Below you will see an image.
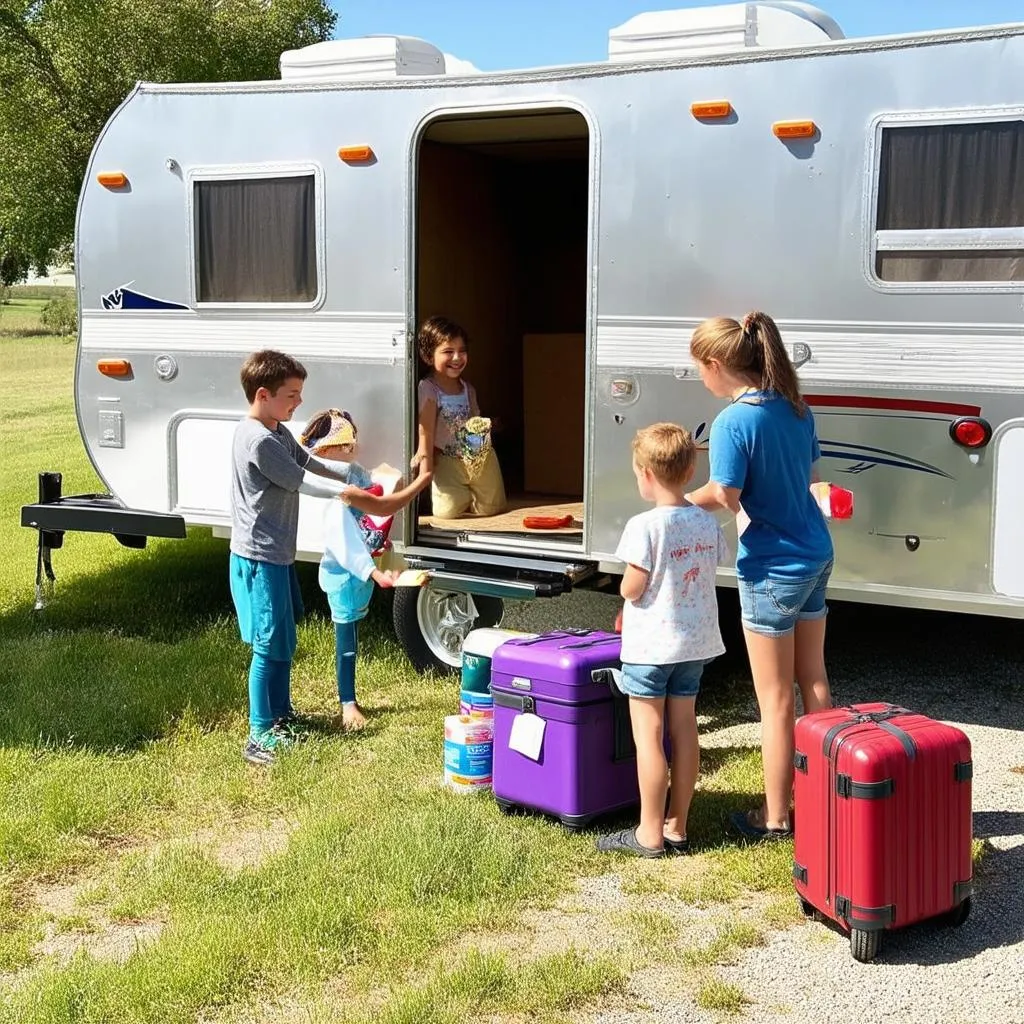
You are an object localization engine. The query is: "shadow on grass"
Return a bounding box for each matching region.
[0,528,400,751]
[0,326,59,339]
[492,745,763,853]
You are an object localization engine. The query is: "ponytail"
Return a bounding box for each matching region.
[743,312,805,416]
[691,311,805,416]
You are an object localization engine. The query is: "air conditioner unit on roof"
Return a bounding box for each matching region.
[608,2,844,63]
[280,35,446,81]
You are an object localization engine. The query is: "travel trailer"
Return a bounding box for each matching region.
[21,2,1024,671]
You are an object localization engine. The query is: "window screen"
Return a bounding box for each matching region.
[195,175,317,302]
[874,120,1024,283]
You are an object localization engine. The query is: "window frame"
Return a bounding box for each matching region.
[864,107,1024,294]
[187,162,326,310]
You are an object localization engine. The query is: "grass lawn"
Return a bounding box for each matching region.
[0,305,783,1023]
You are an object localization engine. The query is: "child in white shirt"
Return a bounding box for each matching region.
[300,409,430,729]
[596,423,728,858]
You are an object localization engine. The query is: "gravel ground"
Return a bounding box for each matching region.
[500,587,1024,1024]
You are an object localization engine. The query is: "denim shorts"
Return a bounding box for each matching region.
[738,559,833,638]
[619,659,706,700]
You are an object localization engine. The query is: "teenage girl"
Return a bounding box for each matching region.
[683,311,834,841]
[301,409,431,729]
[412,315,506,519]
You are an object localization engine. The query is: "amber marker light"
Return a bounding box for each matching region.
[97,171,129,188]
[772,120,817,139]
[338,145,375,163]
[97,359,132,378]
[691,101,733,120]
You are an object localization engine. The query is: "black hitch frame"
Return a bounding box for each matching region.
[21,472,187,607]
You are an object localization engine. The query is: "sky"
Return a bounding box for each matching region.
[326,1,1024,71]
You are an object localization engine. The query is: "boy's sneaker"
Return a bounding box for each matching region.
[242,738,276,766]
[271,716,309,742]
[242,728,293,766]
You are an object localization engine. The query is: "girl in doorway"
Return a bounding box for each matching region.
[683,311,834,841]
[412,315,507,519]
[300,408,431,729]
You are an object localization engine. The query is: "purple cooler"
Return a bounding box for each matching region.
[489,629,641,829]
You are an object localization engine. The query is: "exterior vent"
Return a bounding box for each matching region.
[608,2,844,63]
[280,35,447,81]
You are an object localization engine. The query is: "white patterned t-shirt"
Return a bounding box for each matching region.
[615,505,728,665]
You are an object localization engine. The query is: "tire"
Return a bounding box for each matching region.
[850,928,882,963]
[799,898,815,918]
[392,587,505,674]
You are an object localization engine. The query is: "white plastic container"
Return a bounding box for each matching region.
[607,2,843,63]
[460,627,536,696]
[443,714,493,792]
[280,36,446,82]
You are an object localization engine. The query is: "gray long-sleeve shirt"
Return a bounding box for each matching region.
[229,417,313,565]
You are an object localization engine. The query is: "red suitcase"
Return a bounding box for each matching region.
[792,703,973,962]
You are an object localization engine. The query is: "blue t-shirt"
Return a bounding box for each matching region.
[709,391,833,580]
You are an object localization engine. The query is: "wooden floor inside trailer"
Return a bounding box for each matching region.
[418,494,583,537]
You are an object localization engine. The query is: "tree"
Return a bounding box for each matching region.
[0,0,337,276]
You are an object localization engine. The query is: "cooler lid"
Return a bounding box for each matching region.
[462,627,537,659]
[490,629,621,702]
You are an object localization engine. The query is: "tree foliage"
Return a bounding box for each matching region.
[0,0,337,276]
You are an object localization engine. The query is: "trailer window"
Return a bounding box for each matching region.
[194,175,317,303]
[873,120,1024,284]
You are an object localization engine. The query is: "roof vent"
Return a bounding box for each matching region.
[280,35,447,81]
[608,2,844,63]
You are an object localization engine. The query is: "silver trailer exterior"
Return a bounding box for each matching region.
[25,4,1024,669]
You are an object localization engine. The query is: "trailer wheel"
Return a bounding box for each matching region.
[393,587,504,674]
[850,928,881,963]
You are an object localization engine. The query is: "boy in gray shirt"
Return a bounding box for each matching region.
[230,350,431,765]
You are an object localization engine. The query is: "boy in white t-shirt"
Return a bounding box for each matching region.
[596,423,728,858]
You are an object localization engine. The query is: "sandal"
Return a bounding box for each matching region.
[730,809,793,842]
[663,833,690,855]
[595,828,665,858]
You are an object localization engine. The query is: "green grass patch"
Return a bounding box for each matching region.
[682,918,765,968]
[617,907,679,962]
[0,883,39,974]
[677,840,794,905]
[694,974,751,1014]
[0,297,58,337]
[343,947,624,1024]
[0,333,778,1022]
[6,285,74,301]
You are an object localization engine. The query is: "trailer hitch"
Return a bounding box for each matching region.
[21,471,187,609]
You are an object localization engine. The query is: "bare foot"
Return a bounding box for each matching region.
[341,704,367,731]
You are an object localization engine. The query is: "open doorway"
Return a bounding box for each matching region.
[413,107,590,550]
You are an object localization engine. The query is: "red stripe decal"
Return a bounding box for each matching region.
[804,394,981,417]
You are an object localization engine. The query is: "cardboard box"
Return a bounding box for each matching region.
[522,333,586,496]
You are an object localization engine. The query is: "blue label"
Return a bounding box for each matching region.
[444,739,493,775]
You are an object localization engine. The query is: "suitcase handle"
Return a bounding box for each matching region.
[512,628,596,647]
[593,669,638,762]
[823,707,916,760]
[561,636,619,650]
[492,691,536,714]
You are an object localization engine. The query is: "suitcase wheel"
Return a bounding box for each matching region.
[798,898,825,922]
[940,896,972,928]
[850,928,882,963]
[495,799,518,817]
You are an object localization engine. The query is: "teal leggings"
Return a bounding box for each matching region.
[248,654,292,737]
[335,621,358,705]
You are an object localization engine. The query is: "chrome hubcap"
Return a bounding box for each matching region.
[416,588,479,668]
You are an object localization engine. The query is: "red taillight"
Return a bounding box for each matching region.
[949,417,991,449]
